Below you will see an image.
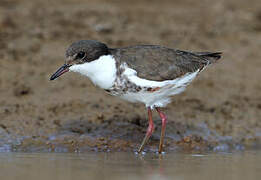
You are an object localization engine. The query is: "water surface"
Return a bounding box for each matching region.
[0,151,260,180]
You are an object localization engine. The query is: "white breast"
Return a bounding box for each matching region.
[69,55,117,89]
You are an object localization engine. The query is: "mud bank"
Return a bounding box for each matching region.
[0,0,261,152]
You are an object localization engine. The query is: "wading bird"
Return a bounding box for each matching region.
[50,40,222,153]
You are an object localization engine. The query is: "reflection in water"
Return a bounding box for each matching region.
[0,151,260,180]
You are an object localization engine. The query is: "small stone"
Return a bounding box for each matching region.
[94,24,113,33]
[53,119,61,126]
[184,136,191,143]
[13,84,32,97]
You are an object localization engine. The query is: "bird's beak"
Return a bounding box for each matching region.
[50,64,70,81]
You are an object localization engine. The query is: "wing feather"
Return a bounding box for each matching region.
[110,45,221,81]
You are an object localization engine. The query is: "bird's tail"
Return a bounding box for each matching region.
[195,52,222,64]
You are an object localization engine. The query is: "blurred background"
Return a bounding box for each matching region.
[0,0,261,152]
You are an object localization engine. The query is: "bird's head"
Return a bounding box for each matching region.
[50,40,109,80]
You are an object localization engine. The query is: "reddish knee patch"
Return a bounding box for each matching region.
[147,123,155,136]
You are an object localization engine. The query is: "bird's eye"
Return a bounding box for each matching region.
[76,51,85,59]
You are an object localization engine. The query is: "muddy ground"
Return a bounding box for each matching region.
[0,0,261,152]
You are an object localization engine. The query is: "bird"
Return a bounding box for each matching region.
[50,40,222,153]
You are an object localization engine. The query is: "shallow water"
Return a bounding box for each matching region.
[0,151,260,180]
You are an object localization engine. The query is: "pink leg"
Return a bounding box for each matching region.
[138,107,155,153]
[156,107,167,153]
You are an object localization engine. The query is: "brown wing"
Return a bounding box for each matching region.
[110,45,221,81]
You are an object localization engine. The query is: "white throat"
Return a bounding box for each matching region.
[69,55,117,89]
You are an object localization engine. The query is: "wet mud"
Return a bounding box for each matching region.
[0,0,261,152]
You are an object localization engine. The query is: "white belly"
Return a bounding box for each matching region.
[120,69,199,108]
[120,87,184,108]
